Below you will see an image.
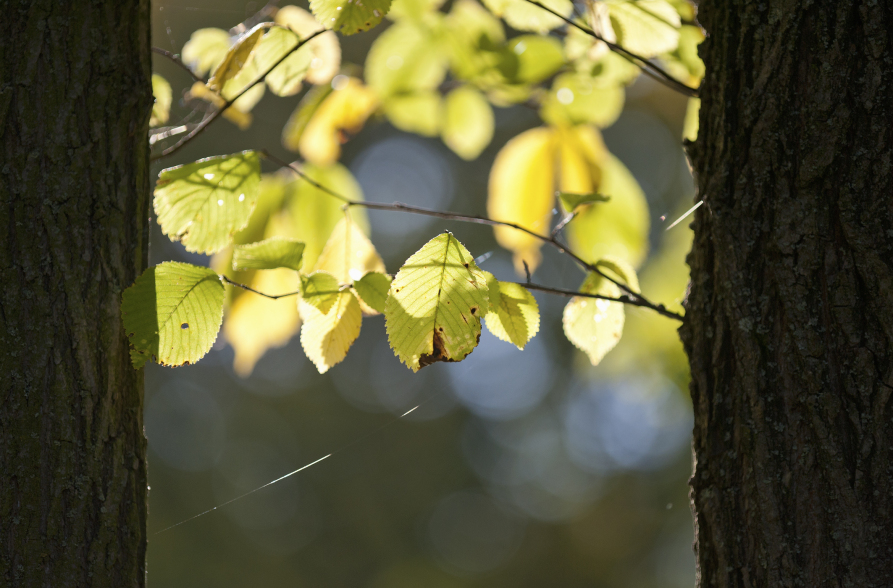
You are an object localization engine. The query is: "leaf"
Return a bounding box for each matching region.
[224,268,302,376]
[122,262,224,369]
[540,72,625,128]
[185,82,257,130]
[385,233,489,372]
[442,85,494,160]
[154,151,262,254]
[484,281,540,349]
[299,290,363,373]
[383,91,443,137]
[276,6,342,85]
[683,97,699,141]
[182,28,232,76]
[207,25,266,94]
[443,0,505,81]
[238,26,313,97]
[281,83,334,152]
[562,270,625,366]
[365,20,447,99]
[300,271,342,314]
[487,126,556,274]
[314,216,386,283]
[388,0,446,20]
[559,191,610,212]
[232,237,305,271]
[353,271,392,314]
[310,0,393,35]
[596,256,640,292]
[299,77,378,165]
[481,0,572,33]
[605,0,681,59]
[502,36,565,84]
[150,74,172,127]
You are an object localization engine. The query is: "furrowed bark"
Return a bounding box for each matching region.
[0,2,151,586]
[682,1,893,586]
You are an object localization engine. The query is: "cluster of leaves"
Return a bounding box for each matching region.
[134,0,703,375]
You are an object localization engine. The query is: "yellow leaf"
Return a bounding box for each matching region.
[383,91,443,136]
[207,25,265,94]
[182,28,231,76]
[315,216,386,284]
[562,270,625,366]
[299,290,362,373]
[299,77,379,165]
[484,281,540,349]
[276,6,342,85]
[487,126,556,274]
[224,268,301,376]
[150,74,172,127]
[282,83,334,152]
[605,0,681,59]
[442,85,494,160]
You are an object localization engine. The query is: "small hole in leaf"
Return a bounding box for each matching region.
[463,263,469,268]
[470,307,477,315]
[181,323,189,329]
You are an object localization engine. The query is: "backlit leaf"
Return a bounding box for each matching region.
[484,281,540,349]
[235,26,313,97]
[442,85,494,160]
[605,0,680,59]
[154,151,261,254]
[207,25,265,94]
[122,262,224,369]
[314,216,386,284]
[389,0,446,20]
[353,271,392,314]
[383,92,443,136]
[385,233,489,372]
[559,191,610,212]
[300,270,342,313]
[310,0,393,35]
[186,81,259,129]
[366,20,447,99]
[596,256,640,293]
[182,27,231,76]
[281,83,334,152]
[540,72,625,128]
[276,6,342,85]
[683,97,699,141]
[481,0,572,33]
[562,270,625,366]
[224,268,301,376]
[232,237,305,271]
[299,290,362,373]
[487,126,556,274]
[502,36,564,84]
[150,74,172,127]
[299,77,378,165]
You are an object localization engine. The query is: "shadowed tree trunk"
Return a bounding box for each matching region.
[682,1,893,586]
[0,2,151,586]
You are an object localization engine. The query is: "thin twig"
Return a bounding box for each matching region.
[151,46,204,83]
[151,28,326,162]
[523,0,699,98]
[518,283,683,320]
[260,153,683,321]
[221,275,301,299]
[551,211,577,237]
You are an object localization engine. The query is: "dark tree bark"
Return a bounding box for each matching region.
[682,1,893,587]
[0,2,151,587]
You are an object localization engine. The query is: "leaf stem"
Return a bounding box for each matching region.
[517,282,683,321]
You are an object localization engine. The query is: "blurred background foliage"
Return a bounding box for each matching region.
[147,0,697,585]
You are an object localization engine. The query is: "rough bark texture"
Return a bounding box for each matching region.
[0,2,151,587]
[682,1,893,587]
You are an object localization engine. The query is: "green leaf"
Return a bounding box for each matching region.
[481,0,572,33]
[300,270,342,314]
[282,83,334,152]
[559,191,610,212]
[595,256,640,292]
[366,20,447,99]
[385,233,490,372]
[122,262,225,369]
[353,271,392,314]
[683,97,699,141]
[154,151,262,254]
[383,92,443,136]
[150,74,172,127]
[442,85,494,160]
[181,27,232,76]
[314,216,386,284]
[502,36,565,84]
[207,25,266,94]
[389,0,446,20]
[310,0,393,35]
[484,281,540,349]
[299,290,362,373]
[605,0,681,59]
[562,270,625,366]
[240,26,313,97]
[540,72,625,128]
[232,237,305,271]
[276,6,342,85]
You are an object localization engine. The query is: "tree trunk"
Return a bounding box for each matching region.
[682,1,893,587]
[0,2,151,586]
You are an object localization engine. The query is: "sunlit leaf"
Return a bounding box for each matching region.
[605,0,680,59]
[122,262,224,369]
[224,268,301,376]
[484,281,540,349]
[385,233,489,372]
[299,289,363,373]
[150,74,172,127]
[562,269,625,366]
[596,256,640,293]
[233,237,305,271]
[540,72,625,128]
[481,0,572,33]
[559,191,610,212]
[154,151,261,254]
[276,6,342,85]
[683,97,699,141]
[310,0,393,35]
[186,81,259,129]
[299,77,379,165]
[235,26,313,97]
[388,0,446,20]
[383,92,443,136]
[443,0,505,81]
[366,20,447,99]
[487,126,556,274]
[314,215,386,283]
[207,25,265,94]
[442,85,494,160]
[502,36,564,84]
[281,83,334,152]
[353,271,392,314]
[675,25,705,83]
[182,27,231,76]
[300,270,342,313]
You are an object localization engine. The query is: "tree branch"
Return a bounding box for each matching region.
[151,46,203,83]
